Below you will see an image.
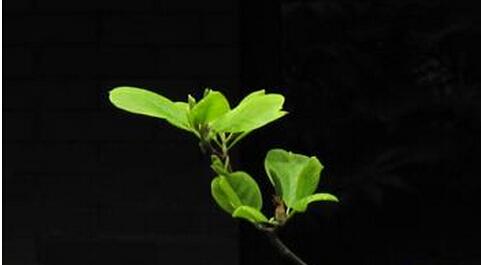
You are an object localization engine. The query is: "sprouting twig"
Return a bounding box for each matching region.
[204,131,308,265]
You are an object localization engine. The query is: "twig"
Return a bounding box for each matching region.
[202,132,308,265]
[265,230,309,265]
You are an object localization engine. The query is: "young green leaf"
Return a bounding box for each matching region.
[211,176,242,213]
[210,171,263,214]
[226,171,263,210]
[291,193,339,212]
[109,87,191,131]
[190,90,230,128]
[211,90,287,133]
[238,89,266,103]
[264,149,323,208]
[232,206,269,223]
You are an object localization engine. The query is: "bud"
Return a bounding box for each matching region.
[188,94,196,110]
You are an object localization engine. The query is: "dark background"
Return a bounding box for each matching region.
[4,0,241,264]
[4,0,481,265]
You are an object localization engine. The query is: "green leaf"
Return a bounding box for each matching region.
[190,90,230,128]
[109,87,191,131]
[264,149,323,208]
[238,89,266,103]
[211,176,242,213]
[232,206,268,223]
[292,193,339,212]
[227,171,263,210]
[211,90,287,133]
[210,171,263,214]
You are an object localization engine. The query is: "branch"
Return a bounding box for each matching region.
[265,231,309,265]
[202,132,308,265]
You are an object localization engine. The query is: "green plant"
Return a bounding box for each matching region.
[109,87,339,265]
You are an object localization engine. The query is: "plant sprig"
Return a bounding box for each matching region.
[109,86,339,264]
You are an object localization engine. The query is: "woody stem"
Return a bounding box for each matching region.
[265,231,309,265]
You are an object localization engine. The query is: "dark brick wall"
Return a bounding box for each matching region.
[4,0,240,264]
